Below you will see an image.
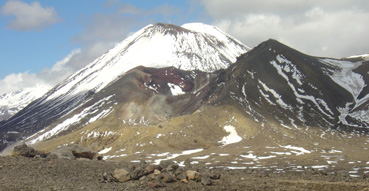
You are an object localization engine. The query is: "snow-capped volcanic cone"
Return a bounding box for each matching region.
[0,23,249,151]
[45,23,248,101]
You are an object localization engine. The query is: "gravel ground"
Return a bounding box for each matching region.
[1,156,369,191]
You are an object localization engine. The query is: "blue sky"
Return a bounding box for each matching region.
[0,0,368,94]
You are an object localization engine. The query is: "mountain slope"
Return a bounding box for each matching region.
[222,39,369,129]
[0,23,249,151]
[0,86,49,121]
[44,22,249,103]
[26,39,369,149]
[22,40,369,177]
[2,38,369,177]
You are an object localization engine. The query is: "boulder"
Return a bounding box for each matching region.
[201,175,212,185]
[12,143,38,158]
[175,167,187,180]
[130,168,147,180]
[71,145,96,159]
[12,143,48,158]
[165,163,179,173]
[145,165,162,174]
[113,169,130,182]
[184,158,192,169]
[148,169,161,180]
[147,180,165,188]
[159,160,175,169]
[209,173,221,180]
[203,170,221,180]
[51,144,97,160]
[160,173,177,183]
[180,179,188,184]
[176,172,187,181]
[102,172,117,182]
[51,147,76,159]
[186,170,201,181]
[153,169,161,175]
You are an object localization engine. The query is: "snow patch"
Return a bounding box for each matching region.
[311,165,329,169]
[328,149,342,153]
[27,95,115,144]
[0,85,50,118]
[88,108,113,124]
[276,54,304,85]
[98,147,112,154]
[320,58,364,102]
[279,145,311,156]
[226,167,248,170]
[218,125,242,146]
[270,60,334,119]
[192,155,210,160]
[337,102,352,125]
[240,153,276,160]
[219,154,230,156]
[153,148,204,165]
[168,83,185,96]
[346,53,369,60]
[349,109,369,125]
[270,151,292,155]
[103,154,127,160]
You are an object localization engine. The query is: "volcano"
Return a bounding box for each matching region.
[1,24,369,177]
[0,23,249,151]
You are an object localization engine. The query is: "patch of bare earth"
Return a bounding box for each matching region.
[0,156,369,191]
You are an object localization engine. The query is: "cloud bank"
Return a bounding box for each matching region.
[1,0,59,31]
[200,0,369,57]
[0,49,80,95]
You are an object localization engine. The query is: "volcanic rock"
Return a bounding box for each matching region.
[201,175,213,185]
[186,170,201,181]
[51,144,96,160]
[146,180,165,188]
[12,143,47,158]
[159,173,177,183]
[113,169,130,182]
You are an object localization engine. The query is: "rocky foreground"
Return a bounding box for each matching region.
[0,144,369,191]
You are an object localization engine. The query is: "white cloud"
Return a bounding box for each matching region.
[1,0,59,31]
[0,72,43,94]
[72,42,116,69]
[200,0,369,57]
[37,49,81,85]
[0,49,80,95]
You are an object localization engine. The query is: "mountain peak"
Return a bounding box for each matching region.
[150,23,192,34]
[239,38,309,62]
[154,23,188,30]
[0,23,249,150]
[255,39,291,51]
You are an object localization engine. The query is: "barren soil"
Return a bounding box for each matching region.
[1,156,369,191]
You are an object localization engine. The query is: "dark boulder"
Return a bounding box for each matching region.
[12,143,47,158]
